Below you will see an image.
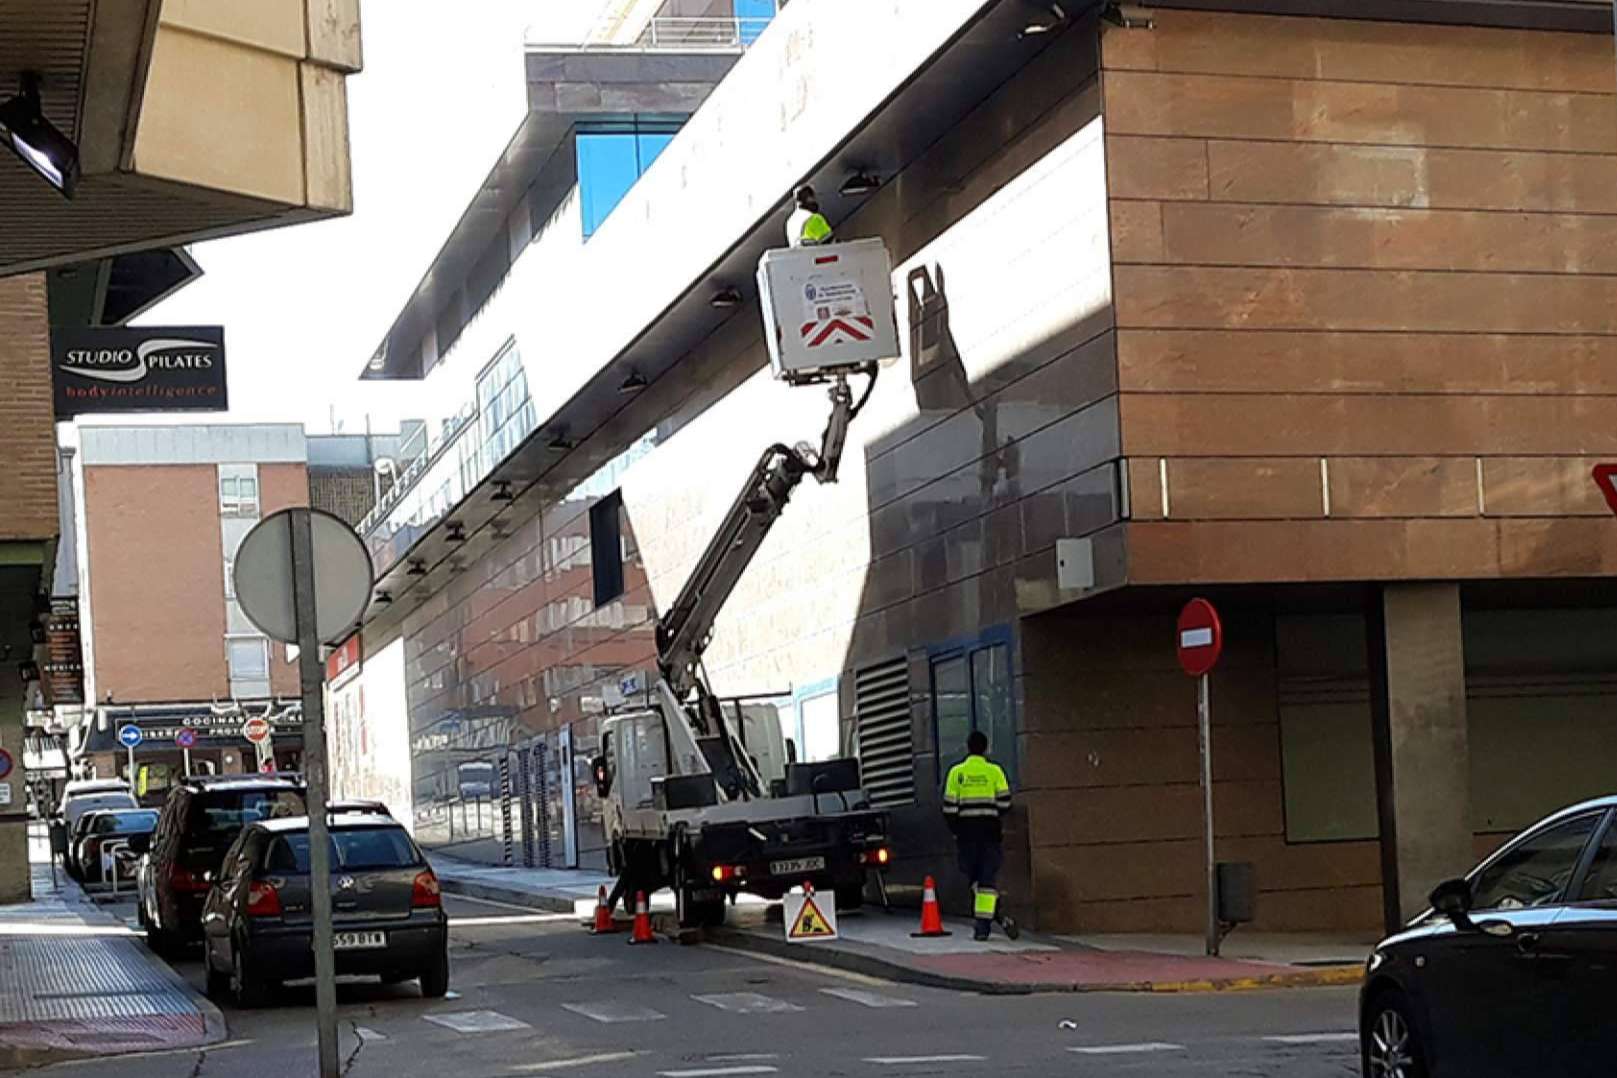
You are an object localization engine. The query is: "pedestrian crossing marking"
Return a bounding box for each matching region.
[692,992,805,1014]
[561,1001,666,1024]
[423,1010,531,1034]
[820,987,917,1008]
[788,895,836,940]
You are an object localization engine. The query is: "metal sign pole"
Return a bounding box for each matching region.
[182,748,192,778]
[1197,672,1217,957]
[126,744,136,795]
[290,508,339,1078]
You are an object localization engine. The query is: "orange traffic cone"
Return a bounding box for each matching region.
[628,890,657,945]
[591,885,618,934]
[911,875,951,938]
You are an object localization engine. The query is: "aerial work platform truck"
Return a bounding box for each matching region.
[592,238,901,927]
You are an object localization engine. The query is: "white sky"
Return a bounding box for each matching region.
[104,1,612,437]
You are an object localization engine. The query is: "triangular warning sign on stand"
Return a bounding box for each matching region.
[785,891,838,942]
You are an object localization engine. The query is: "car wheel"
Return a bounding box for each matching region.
[419,944,450,999]
[834,883,865,912]
[146,924,178,959]
[204,942,231,1001]
[1363,991,1428,1078]
[232,946,270,1009]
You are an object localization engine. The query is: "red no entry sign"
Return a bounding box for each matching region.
[243,717,272,744]
[1177,598,1223,677]
[1593,464,1617,515]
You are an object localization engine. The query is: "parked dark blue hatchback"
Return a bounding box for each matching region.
[200,812,448,1007]
[1361,795,1617,1078]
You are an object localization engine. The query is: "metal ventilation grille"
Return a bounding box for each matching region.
[855,657,914,808]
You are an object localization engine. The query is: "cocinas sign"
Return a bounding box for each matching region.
[51,325,227,417]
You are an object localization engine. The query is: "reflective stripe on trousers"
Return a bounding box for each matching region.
[973,885,998,919]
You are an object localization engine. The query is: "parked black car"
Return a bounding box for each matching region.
[1360,794,1617,1078]
[70,808,159,884]
[200,813,448,1006]
[133,774,307,955]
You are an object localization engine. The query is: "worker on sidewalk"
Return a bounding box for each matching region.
[942,730,1019,941]
[786,184,834,247]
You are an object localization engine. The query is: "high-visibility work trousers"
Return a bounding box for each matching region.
[958,838,1003,937]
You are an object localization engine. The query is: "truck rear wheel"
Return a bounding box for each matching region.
[675,864,726,929]
[834,882,865,912]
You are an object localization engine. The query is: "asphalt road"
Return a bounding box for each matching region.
[28,894,1364,1078]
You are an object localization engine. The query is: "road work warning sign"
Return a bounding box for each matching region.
[784,889,839,943]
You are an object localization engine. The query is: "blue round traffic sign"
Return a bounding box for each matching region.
[0,748,12,781]
[116,724,143,749]
[175,728,197,750]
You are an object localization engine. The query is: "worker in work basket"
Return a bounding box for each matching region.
[942,730,1020,941]
[786,184,834,247]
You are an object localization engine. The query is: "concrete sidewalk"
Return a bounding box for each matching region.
[432,854,615,914]
[0,862,226,1070]
[427,855,1367,995]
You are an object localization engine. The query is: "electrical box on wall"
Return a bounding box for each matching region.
[757,238,900,384]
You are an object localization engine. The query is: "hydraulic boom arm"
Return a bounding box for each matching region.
[652,366,876,796]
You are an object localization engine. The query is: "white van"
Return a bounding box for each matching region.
[58,779,138,829]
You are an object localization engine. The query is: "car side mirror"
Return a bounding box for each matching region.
[1430,877,1476,926]
[126,833,150,855]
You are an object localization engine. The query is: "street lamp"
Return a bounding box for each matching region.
[0,73,79,198]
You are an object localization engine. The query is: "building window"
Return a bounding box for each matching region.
[590,491,625,608]
[227,637,270,680]
[477,341,536,475]
[735,0,778,44]
[576,118,685,239]
[219,471,260,517]
[930,635,1017,786]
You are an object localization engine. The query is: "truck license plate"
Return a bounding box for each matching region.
[333,931,386,951]
[771,856,826,876]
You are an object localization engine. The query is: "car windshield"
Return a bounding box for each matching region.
[93,811,158,834]
[263,828,423,873]
[68,794,136,821]
[189,789,306,838]
[182,789,306,868]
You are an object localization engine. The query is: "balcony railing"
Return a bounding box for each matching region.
[358,402,480,571]
[528,15,775,52]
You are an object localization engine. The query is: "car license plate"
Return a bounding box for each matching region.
[771,856,826,876]
[333,931,386,951]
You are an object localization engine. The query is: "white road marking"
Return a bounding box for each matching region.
[424,1010,532,1033]
[1069,1043,1186,1055]
[508,1051,640,1072]
[691,992,804,1014]
[561,1001,667,1023]
[863,1056,985,1066]
[705,1055,779,1063]
[354,1027,387,1042]
[820,987,918,1008]
[1264,1033,1359,1045]
[657,1068,778,1078]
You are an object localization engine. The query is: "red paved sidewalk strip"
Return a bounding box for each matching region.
[710,910,1363,994]
[911,948,1364,993]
